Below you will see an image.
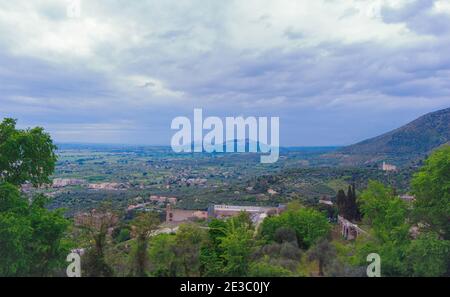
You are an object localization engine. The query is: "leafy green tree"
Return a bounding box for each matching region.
[0,119,69,276]
[200,219,227,276]
[27,196,71,276]
[359,181,409,243]
[260,207,330,249]
[411,145,450,239]
[78,205,117,277]
[0,185,70,276]
[129,212,160,277]
[307,238,336,276]
[199,244,224,277]
[406,232,450,277]
[0,184,32,276]
[219,218,254,276]
[273,227,297,244]
[173,223,207,277]
[356,181,411,276]
[148,223,207,277]
[148,234,179,277]
[0,118,57,186]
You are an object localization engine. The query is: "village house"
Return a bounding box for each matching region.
[150,195,177,204]
[165,204,208,224]
[382,161,397,172]
[164,203,285,225]
[52,178,85,188]
[88,182,128,190]
[209,204,283,219]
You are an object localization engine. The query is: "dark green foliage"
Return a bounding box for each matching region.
[354,148,450,278]
[260,207,330,249]
[411,145,450,239]
[336,184,360,221]
[0,186,70,276]
[0,119,69,276]
[406,232,450,277]
[0,118,57,186]
[248,261,292,277]
[78,205,117,277]
[129,212,160,277]
[307,238,336,276]
[148,234,179,277]
[273,227,298,244]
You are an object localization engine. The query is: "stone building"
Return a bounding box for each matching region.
[165,204,208,224]
[382,161,397,172]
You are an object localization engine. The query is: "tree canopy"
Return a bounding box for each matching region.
[0,118,57,186]
[0,118,69,276]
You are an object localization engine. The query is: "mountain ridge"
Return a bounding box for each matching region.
[333,107,450,165]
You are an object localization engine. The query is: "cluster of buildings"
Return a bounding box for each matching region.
[52,178,85,188]
[23,178,131,191]
[165,203,285,226]
[127,195,178,212]
[382,161,397,172]
[88,182,129,190]
[149,195,177,205]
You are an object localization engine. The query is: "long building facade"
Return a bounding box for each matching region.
[165,203,285,225]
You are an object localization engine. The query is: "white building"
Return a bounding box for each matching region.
[382,161,397,172]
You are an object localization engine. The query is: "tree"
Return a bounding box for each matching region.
[406,232,450,277]
[307,238,336,276]
[359,181,409,243]
[200,219,227,277]
[0,185,70,276]
[0,184,32,276]
[148,234,179,277]
[27,195,71,276]
[356,181,411,276]
[253,241,302,274]
[411,145,450,239]
[0,118,57,186]
[173,223,207,277]
[77,204,117,277]
[260,207,330,249]
[209,213,256,277]
[219,220,254,276]
[0,119,69,276]
[273,227,297,244]
[129,212,160,277]
[336,185,360,221]
[336,189,347,217]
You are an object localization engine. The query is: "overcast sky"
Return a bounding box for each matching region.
[0,0,449,146]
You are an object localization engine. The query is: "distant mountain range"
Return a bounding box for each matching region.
[333,107,450,166]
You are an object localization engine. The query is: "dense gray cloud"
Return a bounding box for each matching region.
[0,0,449,146]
